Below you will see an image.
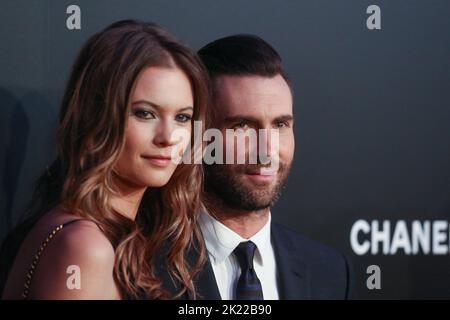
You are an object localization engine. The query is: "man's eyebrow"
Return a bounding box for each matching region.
[223,116,260,124]
[224,115,294,124]
[273,115,294,123]
[131,100,193,112]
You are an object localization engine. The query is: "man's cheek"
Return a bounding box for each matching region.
[279,143,294,162]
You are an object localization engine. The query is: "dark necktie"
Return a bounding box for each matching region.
[233,241,264,300]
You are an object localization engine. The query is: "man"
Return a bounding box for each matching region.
[190,34,353,300]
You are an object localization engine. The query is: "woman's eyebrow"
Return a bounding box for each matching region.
[131,100,193,112]
[178,106,194,112]
[131,99,160,109]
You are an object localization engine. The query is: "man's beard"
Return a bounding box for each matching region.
[204,162,291,211]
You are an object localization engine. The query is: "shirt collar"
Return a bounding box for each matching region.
[199,208,272,266]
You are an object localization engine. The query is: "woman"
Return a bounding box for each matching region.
[1,20,208,299]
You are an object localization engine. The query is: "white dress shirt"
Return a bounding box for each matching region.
[199,210,279,300]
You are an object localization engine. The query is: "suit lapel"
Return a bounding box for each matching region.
[154,245,182,298]
[182,235,221,300]
[158,223,309,300]
[157,243,221,300]
[192,222,311,300]
[193,257,221,300]
[271,223,310,299]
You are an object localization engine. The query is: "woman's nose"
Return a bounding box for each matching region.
[153,121,178,147]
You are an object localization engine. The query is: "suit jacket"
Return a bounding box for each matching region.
[157,222,353,300]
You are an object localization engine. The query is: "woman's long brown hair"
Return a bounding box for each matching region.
[16,20,208,299]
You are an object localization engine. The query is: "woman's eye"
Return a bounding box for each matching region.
[176,114,192,123]
[234,122,249,129]
[134,109,155,119]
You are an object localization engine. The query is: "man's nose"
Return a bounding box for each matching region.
[257,128,280,165]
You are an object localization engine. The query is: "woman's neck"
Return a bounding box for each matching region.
[110,174,147,221]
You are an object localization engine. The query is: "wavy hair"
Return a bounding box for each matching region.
[22,20,208,299]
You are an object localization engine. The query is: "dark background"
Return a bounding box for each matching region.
[1,0,449,299]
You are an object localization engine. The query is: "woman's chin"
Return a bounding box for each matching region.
[140,176,172,188]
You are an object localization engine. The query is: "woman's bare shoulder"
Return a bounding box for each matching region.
[34,207,115,264]
[29,209,117,299]
[49,216,115,262]
[2,207,118,299]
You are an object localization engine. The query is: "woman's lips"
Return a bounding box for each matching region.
[141,155,172,167]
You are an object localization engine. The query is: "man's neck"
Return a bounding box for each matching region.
[203,194,270,239]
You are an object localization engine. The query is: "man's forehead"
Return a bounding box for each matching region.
[213,74,290,95]
[213,74,293,116]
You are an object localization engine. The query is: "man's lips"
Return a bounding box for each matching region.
[245,167,278,183]
[141,155,172,167]
[245,167,278,176]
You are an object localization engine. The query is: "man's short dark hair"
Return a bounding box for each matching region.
[197,34,291,88]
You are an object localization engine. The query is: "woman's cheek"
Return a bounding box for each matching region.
[125,121,152,152]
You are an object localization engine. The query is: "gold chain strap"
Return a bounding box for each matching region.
[22,224,64,299]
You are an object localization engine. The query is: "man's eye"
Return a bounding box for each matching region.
[176,114,192,123]
[134,110,155,119]
[275,121,288,129]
